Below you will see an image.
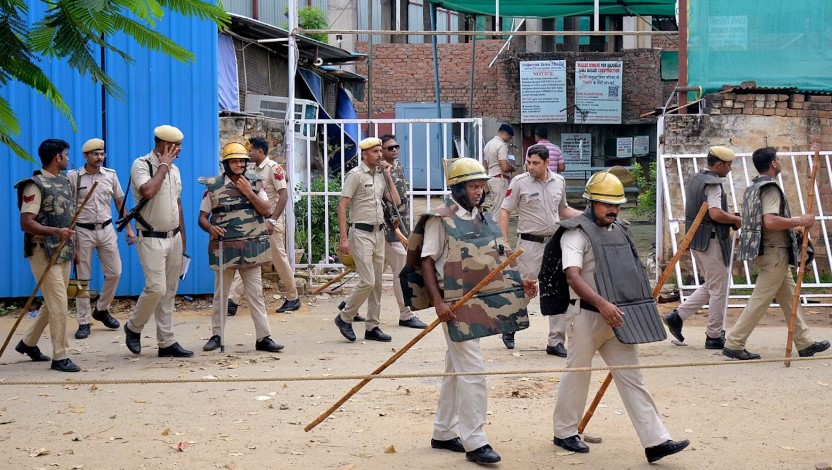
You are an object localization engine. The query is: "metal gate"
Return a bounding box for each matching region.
[658,151,832,307]
[291,117,483,280]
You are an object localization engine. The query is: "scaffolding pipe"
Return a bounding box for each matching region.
[298,29,677,37]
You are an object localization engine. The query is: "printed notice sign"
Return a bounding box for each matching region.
[615,137,633,158]
[574,61,623,124]
[560,133,592,179]
[520,60,567,123]
[633,135,650,156]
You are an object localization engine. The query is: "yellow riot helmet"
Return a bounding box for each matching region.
[445,158,490,187]
[583,170,627,205]
[220,141,250,161]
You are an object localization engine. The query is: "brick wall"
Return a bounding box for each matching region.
[354,42,663,124]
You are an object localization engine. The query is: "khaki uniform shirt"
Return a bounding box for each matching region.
[342,160,385,225]
[421,201,479,291]
[251,158,288,217]
[760,186,791,248]
[67,166,124,223]
[130,151,181,232]
[484,136,509,177]
[501,170,568,236]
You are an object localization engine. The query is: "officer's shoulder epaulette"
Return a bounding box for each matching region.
[198,176,221,186]
[551,172,566,183]
[100,166,116,174]
[514,172,531,182]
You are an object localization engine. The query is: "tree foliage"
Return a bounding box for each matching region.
[285,5,328,43]
[0,0,229,162]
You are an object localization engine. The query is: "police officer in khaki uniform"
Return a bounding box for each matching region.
[333,137,400,342]
[226,137,300,315]
[552,171,689,463]
[199,141,283,353]
[498,144,582,354]
[123,125,192,358]
[14,139,81,372]
[483,124,516,213]
[67,138,136,339]
[379,134,427,329]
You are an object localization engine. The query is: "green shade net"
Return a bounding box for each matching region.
[688,1,832,93]
[426,0,675,17]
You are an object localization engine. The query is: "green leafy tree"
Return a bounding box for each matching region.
[284,5,327,43]
[631,161,658,221]
[294,175,341,264]
[0,0,229,162]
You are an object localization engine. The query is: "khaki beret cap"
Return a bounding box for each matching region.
[154,125,184,142]
[81,138,105,153]
[708,146,735,162]
[359,137,382,150]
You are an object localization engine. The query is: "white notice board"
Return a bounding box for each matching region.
[574,61,623,124]
[633,135,650,156]
[560,133,592,179]
[520,60,567,123]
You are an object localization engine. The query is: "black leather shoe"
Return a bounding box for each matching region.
[227,299,238,316]
[158,342,194,358]
[722,348,761,360]
[466,444,501,464]
[645,439,690,463]
[798,340,830,357]
[276,298,301,313]
[51,358,81,373]
[705,331,726,349]
[15,340,50,362]
[431,437,465,453]
[203,335,221,351]
[502,332,515,349]
[75,324,91,340]
[365,327,392,342]
[124,324,141,355]
[399,316,428,329]
[256,336,284,352]
[553,435,589,453]
[334,315,356,342]
[92,308,120,329]
[338,301,365,322]
[546,343,567,357]
[353,314,366,322]
[663,310,685,342]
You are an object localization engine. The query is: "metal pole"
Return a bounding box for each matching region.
[286,0,297,267]
[367,0,374,122]
[594,0,600,31]
[430,3,444,153]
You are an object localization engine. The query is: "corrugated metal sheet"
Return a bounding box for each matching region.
[0,6,218,298]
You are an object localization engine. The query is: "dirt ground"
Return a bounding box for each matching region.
[0,284,830,470]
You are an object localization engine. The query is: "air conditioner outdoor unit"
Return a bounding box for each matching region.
[245,94,319,140]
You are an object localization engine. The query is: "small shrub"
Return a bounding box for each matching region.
[631,161,657,221]
[294,175,341,263]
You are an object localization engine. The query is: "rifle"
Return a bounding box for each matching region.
[116,159,153,232]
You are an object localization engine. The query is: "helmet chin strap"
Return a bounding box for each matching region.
[222,161,237,179]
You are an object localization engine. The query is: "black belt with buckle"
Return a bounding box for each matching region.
[353,223,384,233]
[520,233,551,243]
[570,298,600,312]
[140,227,181,239]
[76,220,112,231]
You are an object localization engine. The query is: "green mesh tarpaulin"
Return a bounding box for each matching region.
[426,0,675,18]
[688,1,832,93]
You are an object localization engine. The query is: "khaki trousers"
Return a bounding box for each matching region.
[433,323,489,452]
[517,238,566,347]
[127,234,183,348]
[339,227,384,330]
[24,248,71,360]
[229,216,298,303]
[213,266,270,340]
[486,177,509,213]
[676,240,729,338]
[553,305,671,448]
[74,225,122,324]
[725,248,814,351]
[383,240,415,320]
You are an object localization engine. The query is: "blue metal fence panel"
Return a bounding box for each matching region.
[0,6,218,298]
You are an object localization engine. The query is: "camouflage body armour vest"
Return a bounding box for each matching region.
[14,171,75,263]
[738,176,800,265]
[686,170,732,265]
[557,210,666,344]
[402,199,529,342]
[203,175,271,271]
